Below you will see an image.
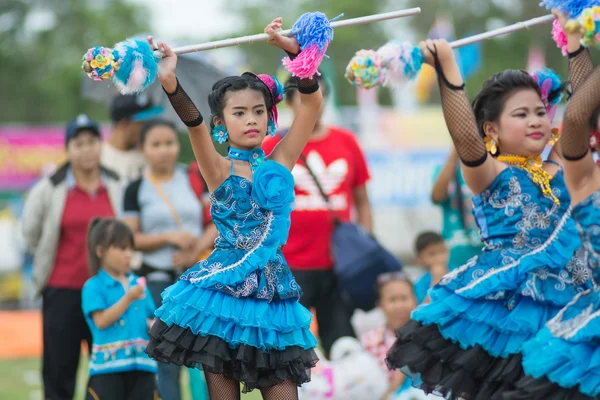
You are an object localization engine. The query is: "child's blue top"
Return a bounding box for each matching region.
[82,270,157,376]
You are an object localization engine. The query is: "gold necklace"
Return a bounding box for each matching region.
[497,155,559,205]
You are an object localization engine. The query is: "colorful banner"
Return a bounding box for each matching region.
[0,126,105,191]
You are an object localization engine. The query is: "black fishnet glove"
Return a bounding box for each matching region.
[163,78,204,127]
[569,46,593,93]
[285,50,320,94]
[431,47,487,167]
[562,65,600,160]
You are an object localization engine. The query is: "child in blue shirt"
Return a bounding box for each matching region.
[82,218,158,400]
[412,231,449,304]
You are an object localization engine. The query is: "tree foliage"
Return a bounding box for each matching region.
[0,0,150,123]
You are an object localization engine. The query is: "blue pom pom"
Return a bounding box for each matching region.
[402,45,424,80]
[291,11,335,51]
[112,38,159,94]
[540,0,598,18]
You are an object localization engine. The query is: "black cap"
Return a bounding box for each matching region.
[110,93,164,122]
[65,114,101,145]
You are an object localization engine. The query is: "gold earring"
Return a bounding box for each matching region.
[484,137,498,155]
[548,128,560,146]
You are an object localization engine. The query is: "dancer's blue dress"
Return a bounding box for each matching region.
[386,165,582,400]
[146,157,318,392]
[508,189,600,400]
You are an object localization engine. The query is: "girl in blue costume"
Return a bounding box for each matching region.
[506,11,600,400]
[385,38,583,400]
[144,18,323,400]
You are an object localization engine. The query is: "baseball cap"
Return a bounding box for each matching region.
[110,93,164,122]
[65,114,101,145]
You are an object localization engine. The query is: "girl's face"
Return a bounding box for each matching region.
[484,89,551,157]
[142,125,180,171]
[217,89,269,150]
[378,280,417,331]
[98,245,133,276]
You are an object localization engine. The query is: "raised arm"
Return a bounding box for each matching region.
[554,10,594,93]
[420,39,499,194]
[561,65,600,203]
[261,18,323,170]
[150,37,228,191]
[431,149,458,204]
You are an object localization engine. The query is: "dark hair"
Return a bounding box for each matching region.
[471,69,567,155]
[284,72,329,104]
[87,218,135,276]
[374,271,415,303]
[139,118,178,146]
[208,75,273,129]
[414,231,444,255]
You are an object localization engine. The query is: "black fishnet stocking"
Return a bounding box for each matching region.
[569,47,593,93]
[562,66,600,161]
[204,369,240,400]
[259,380,299,400]
[432,49,487,167]
[164,78,204,127]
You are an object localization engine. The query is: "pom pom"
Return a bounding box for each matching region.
[112,38,159,94]
[375,41,423,86]
[344,41,424,89]
[82,46,122,82]
[282,12,341,79]
[344,50,385,89]
[551,19,569,56]
[577,7,600,48]
[540,0,598,18]
[531,68,563,122]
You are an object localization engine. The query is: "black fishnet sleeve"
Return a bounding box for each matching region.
[434,56,487,167]
[569,46,593,93]
[562,65,600,160]
[163,78,204,127]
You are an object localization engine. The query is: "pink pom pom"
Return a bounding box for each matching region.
[282,44,326,79]
[552,19,569,56]
[137,277,146,288]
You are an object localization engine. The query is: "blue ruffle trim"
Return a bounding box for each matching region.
[413,285,562,357]
[154,281,316,352]
[522,327,600,397]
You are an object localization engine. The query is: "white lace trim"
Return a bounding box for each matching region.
[456,207,572,294]
[189,211,274,283]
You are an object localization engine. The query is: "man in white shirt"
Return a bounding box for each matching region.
[102,93,164,182]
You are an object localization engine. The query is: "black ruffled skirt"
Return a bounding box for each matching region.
[503,376,599,400]
[146,320,319,392]
[385,320,523,400]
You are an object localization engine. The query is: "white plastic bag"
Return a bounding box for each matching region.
[299,337,389,400]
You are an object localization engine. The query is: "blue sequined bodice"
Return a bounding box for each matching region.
[180,165,300,302]
[439,167,582,304]
[472,167,570,251]
[210,175,289,251]
[571,189,600,286]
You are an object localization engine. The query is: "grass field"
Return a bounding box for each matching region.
[0,358,262,400]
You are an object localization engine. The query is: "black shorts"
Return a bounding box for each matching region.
[86,371,157,400]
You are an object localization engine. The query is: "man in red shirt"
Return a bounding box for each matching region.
[22,115,122,400]
[263,75,373,356]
